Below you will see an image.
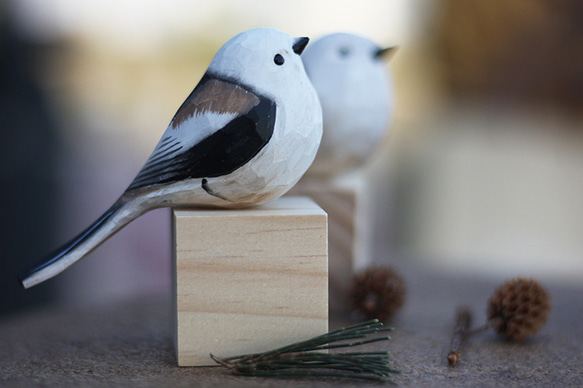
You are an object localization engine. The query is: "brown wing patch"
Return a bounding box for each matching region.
[172,79,260,129]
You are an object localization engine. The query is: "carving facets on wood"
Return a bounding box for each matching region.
[20,28,323,289]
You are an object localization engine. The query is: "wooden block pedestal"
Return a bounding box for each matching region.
[172,196,328,366]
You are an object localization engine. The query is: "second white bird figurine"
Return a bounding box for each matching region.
[21,28,323,289]
[301,33,396,177]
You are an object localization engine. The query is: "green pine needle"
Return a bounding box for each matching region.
[211,319,399,383]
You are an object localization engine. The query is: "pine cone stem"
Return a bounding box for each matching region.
[447,306,473,366]
[446,277,551,368]
[465,323,491,336]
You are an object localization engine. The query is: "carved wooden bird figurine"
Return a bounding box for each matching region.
[301,32,395,177]
[21,28,322,288]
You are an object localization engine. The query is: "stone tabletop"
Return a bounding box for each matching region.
[1,265,581,387]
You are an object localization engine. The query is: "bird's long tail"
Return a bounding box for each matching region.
[19,198,148,289]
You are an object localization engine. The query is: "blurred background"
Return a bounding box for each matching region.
[1,0,582,315]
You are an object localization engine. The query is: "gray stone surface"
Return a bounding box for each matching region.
[1,265,581,387]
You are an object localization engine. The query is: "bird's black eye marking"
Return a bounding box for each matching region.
[339,47,350,57]
[274,54,285,66]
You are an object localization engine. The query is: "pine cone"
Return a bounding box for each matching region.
[349,266,406,322]
[487,278,551,340]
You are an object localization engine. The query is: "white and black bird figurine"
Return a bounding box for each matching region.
[301,33,396,177]
[20,28,323,289]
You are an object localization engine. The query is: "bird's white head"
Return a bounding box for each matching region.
[302,32,396,79]
[301,32,395,93]
[208,28,312,100]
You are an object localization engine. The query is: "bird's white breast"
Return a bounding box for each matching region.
[200,73,323,206]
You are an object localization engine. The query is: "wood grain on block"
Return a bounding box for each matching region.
[172,196,328,366]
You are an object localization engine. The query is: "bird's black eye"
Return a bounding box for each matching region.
[274,54,285,66]
[339,47,350,57]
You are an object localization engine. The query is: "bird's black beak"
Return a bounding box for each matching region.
[375,46,398,60]
[293,37,309,55]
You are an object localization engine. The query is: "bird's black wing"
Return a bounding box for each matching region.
[126,74,276,192]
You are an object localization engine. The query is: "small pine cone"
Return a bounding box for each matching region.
[350,266,406,322]
[487,278,551,341]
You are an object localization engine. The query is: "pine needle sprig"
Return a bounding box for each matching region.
[211,319,398,382]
